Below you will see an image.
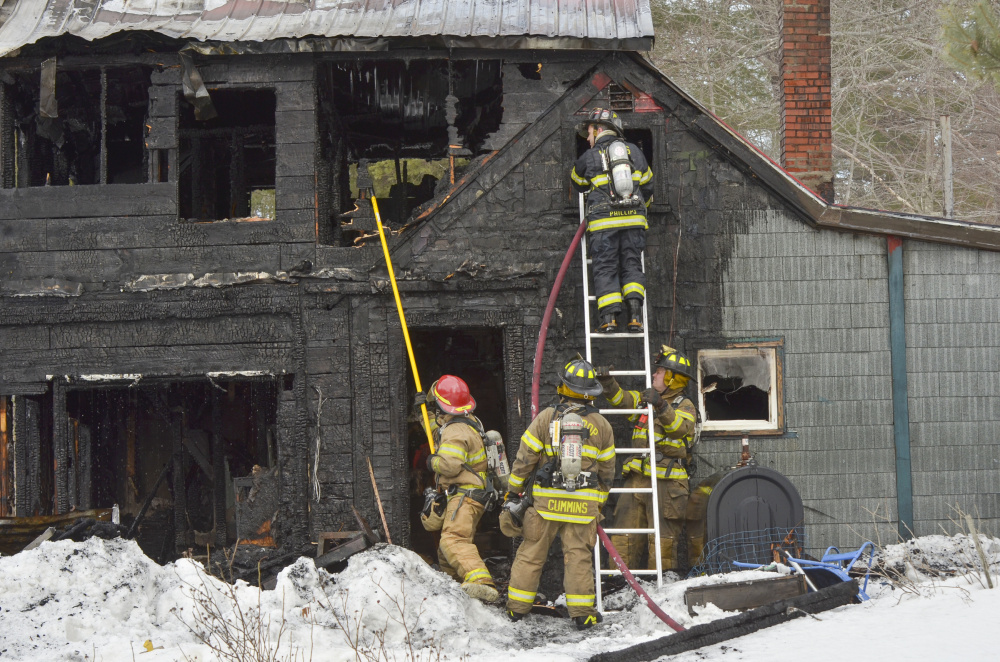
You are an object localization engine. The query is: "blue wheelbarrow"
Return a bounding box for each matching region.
[735,541,876,601]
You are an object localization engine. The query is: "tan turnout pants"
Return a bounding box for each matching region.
[506,507,598,619]
[610,473,691,571]
[437,493,493,586]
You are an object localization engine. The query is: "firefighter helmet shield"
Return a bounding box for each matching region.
[653,346,695,379]
[431,375,476,414]
[576,107,624,137]
[560,359,603,397]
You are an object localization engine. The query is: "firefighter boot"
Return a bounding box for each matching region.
[596,310,618,333]
[461,579,499,603]
[626,298,644,333]
[573,611,604,630]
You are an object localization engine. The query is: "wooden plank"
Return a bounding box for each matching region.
[0,250,123,283]
[275,83,316,113]
[145,117,177,149]
[119,244,281,276]
[276,110,317,143]
[0,183,177,220]
[276,188,317,212]
[49,315,296,350]
[0,326,50,351]
[0,285,301,326]
[148,86,177,118]
[276,143,315,178]
[45,216,313,251]
[684,574,806,615]
[0,219,46,252]
[2,343,297,379]
[0,508,113,555]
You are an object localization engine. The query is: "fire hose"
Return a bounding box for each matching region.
[530,217,685,633]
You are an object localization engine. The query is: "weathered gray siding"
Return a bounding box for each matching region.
[904,240,1000,535]
[712,209,899,553]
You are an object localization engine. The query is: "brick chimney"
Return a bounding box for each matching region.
[779,0,834,202]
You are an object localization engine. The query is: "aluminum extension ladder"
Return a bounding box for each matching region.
[577,194,664,610]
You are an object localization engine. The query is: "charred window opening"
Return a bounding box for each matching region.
[517,63,542,80]
[316,59,502,245]
[575,128,654,163]
[0,65,151,187]
[62,379,277,561]
[698,346,783,434]
[178,89,276,222]
[406,328,508,564]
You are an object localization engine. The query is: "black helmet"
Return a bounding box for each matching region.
[560,358,603,397]
[576,107,623,138]
[653,346,695,380]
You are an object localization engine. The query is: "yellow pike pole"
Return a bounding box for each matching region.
[371,196,436,453]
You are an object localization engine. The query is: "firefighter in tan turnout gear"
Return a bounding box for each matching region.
[502,358,616,630]
[598,347,699,572]
[421,375,501,603]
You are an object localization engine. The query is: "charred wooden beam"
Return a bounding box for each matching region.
[173,405,188,552]
[14,396,42,517]
[53,380,69,515]
[0,83,13,189]
[77,417,91,510]
[212,387,226,549]
[0,397,9,516]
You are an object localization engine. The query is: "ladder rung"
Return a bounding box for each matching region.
[614,448,652,454]
[588,333,647,339]
[609,370,645,376]
[611,487,653,494]
[602,528,656,535]
[600,569,659,576]
[598,408,648,415]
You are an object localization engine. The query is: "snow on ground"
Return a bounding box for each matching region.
[1,533,998,662]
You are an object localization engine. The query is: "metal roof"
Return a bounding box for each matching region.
[0,0,655,56]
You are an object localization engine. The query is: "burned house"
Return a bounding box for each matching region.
[1,0,999,565]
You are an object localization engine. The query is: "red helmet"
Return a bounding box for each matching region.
[430,375,476,414]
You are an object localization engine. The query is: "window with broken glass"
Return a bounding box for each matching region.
[697,342,784,435]
[178,88,276,222]
[0,64,153,188]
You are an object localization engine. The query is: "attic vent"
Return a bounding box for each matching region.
[608,83,634,112]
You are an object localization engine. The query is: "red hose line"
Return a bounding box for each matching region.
[598,526,686,632]
[527,219,686,632]
[530,219,588,419]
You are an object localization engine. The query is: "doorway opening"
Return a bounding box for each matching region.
[405,327,508,564]
[64,378,277,561]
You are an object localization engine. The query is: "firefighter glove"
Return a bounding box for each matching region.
[640,387,664,410]
[413,391,427,408]
[594,364,614,377]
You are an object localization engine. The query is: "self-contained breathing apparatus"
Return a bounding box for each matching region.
[599,139,641,209]
[430,416,508,515]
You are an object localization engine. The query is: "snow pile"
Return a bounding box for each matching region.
[2,532,1000,661]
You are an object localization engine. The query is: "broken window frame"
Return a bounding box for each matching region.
[0,62,153,188]
[176,87,277,222]
[697,340,785,437]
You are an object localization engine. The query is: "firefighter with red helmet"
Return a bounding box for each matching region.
[571,107,654,334]
[418,375,500,603]
[597,346,699,572]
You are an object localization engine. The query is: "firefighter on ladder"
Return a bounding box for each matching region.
[597,346,701,572]
[502,358,616,629]
[571,107,654,334]
[418,375,501,603]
